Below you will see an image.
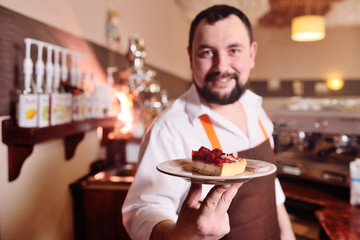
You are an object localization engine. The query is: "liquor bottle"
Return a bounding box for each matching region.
[17,38,38,128]
[50,46,63,125]
[36,42,50,128]
[60,49,72,123]
[70,53,84,121]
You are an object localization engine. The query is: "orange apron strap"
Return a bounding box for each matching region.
[258,118,269,140]
[199,115,268,150]
[198,114,222,150]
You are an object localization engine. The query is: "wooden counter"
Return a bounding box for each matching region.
[279,177,349,208]
[279,177,360,240]
[315,206,360,240]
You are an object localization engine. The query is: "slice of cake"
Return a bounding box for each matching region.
[191,146,247,177]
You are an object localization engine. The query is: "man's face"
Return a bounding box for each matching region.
[188,15,257,105]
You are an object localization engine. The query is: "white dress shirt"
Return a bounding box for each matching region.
[122,84,285,240]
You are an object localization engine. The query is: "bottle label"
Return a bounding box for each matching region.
[51,93,63,125]
[84,95,93,119]
[18,94,38,128]
[72,94,85,121]
[79,94,85,120]
[38,94,50,127]
[63,93,72,123]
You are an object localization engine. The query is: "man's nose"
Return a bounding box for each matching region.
[212,52,230,73]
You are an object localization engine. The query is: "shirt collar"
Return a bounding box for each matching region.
[184,84,206,124]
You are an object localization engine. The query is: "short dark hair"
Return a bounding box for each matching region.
[188,5,254,50]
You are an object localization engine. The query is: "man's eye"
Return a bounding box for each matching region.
[200,50,213,57]
[230,49,240,55]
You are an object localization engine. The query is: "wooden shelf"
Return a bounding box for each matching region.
[2,117,118,181]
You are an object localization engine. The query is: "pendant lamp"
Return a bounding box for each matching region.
[291,15,325,42]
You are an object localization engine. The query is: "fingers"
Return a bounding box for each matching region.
[177,183,242,239]
[183,183,202,209]
[215,184,242,213]
[202,183,242,216]
[183,182,242,215]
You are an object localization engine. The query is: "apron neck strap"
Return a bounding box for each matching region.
[258,118,269,139]
[199,114,269,150]
[198,114,222,150]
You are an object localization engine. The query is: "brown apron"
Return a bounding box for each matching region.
[199,114,280,240]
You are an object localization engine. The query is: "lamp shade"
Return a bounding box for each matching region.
[291,15,325,42]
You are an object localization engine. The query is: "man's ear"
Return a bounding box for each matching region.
[187,46,193,70]
[187,46,192,62]
[249,41,258,69]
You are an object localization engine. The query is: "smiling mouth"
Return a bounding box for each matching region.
[206,72,238,84]
[217,77,231,83]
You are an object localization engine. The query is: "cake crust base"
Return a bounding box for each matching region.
[192,159,247,177]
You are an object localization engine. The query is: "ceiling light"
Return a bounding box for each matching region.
[291,15,326,42]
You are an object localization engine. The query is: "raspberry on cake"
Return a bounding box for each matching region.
[192,146,247,177]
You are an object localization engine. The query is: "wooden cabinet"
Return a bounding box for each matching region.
[70,176,132,240]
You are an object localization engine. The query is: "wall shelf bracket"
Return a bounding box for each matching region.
[2,118,117,181]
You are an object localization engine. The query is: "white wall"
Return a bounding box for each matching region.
[0,115,105,240]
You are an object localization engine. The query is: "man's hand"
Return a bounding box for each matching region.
[151,183,242,240]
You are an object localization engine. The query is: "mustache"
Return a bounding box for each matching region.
[205,72,239,83]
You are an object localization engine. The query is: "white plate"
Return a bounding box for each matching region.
[156,158,277,185]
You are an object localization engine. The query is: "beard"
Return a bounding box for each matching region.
[195,72,247,105]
